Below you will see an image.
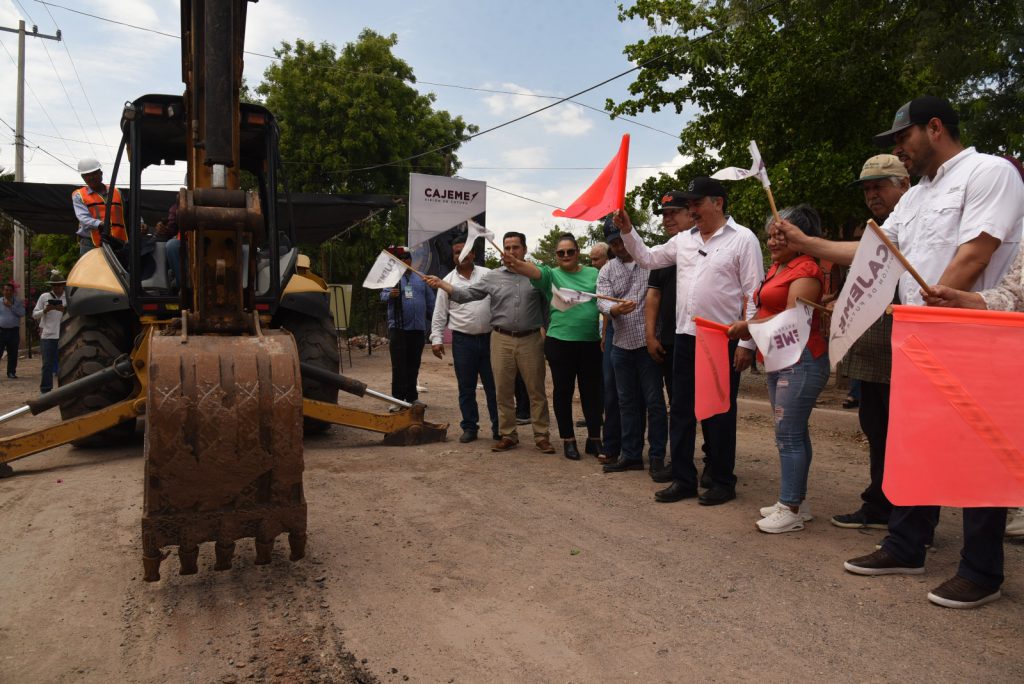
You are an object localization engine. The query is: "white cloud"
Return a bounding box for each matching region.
[500,146,549,169]
[482,82,593,137]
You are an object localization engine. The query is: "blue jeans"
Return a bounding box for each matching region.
[40,338,59,393]
[602,321,621,456]
[452,331,498,436]
[611,345,667,465]
[166,237,182,287]
[766,348,829,505]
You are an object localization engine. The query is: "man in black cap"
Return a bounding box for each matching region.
[614,177,763,506]
[778,96,1024,608]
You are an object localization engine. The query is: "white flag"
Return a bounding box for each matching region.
[747,301,813,372]
[458,219,495,263]
[828,227,906,367]
[408,173,487,248]
[711,140,771,188]
[361,250,406,289]
[551,285,597,312]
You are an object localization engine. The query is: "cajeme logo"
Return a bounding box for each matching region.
[423,188,480,204]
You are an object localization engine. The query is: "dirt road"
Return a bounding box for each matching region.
[1,349,1021,683]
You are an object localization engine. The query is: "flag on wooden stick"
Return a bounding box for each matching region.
[711,140,770,188]
[884,305,1024,507]
[552,134,630,221]
[747,301,814,372]
[458,219,496,262]
[828,223,906,367]
[362,250,408,289]
[694,317,732,420]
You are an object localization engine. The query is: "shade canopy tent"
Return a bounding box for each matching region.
[0,181,403,245]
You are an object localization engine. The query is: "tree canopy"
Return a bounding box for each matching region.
[610,0,1023,235]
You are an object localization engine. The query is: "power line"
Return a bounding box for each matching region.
[25,129,115,148]
[0,35,76,159]
[39,1,111,149]
[485,184,562,210]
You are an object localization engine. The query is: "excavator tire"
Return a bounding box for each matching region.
[57,312,137,446]
[275,310,340,434]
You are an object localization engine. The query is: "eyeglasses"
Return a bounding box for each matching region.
[555,248,577,258]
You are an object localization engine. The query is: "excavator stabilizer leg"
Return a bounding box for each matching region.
[141,330,306,581]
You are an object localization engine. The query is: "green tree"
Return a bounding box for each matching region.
[253,30,477,332]
[610,0,1023,235]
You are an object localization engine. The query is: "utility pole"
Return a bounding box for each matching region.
[0,20,61,345]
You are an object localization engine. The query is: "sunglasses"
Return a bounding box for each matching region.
[555,248,577,258]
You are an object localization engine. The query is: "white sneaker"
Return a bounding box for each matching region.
[1006,508,1024,538]
[757,507,806,534]
[759,501,812,522]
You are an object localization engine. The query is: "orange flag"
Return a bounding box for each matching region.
[552,134,630,221]
[884,305,1024,507]
[694,317,732,420]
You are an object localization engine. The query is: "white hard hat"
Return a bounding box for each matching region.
[77,158,102,175]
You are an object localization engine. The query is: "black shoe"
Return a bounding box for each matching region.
[698,486,736,506]
[563,440,581,460]
[655,481,698,503]
[699,466,713,490]
[830,510,889,529]
[584,438,602,456]
[649,465,673,483]
[603,456,644,473]
[0,462,13,478]
[7,373,16,379]
[458,430,478,444]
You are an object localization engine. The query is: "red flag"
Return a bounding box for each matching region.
[694,317,731,420]
[884,305,1024,507]
[552,134,630,221]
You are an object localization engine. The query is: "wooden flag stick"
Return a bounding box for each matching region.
[796,296,832,315]
[381,249,427,280]
[486,237,507,257]
[764,185,783,224]
[866,219,935,297]
[593,293,631,304]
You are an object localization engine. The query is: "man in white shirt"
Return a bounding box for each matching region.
[32,272,67,394]
[430,235,499,443]
[614,177,764,505]
[778,96,1024,609]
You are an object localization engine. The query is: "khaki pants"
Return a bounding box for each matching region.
[491,330,549,442]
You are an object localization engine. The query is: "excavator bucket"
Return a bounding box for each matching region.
[141,330,306,581]
[382,404,449,446]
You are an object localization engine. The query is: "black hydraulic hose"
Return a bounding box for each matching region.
[25,357,135,416]
[299,362,367,398]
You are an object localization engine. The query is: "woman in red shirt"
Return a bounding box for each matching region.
[728,205,830,534]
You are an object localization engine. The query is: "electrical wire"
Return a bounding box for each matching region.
[0,36,76,160]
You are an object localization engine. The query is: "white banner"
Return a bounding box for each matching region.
[828,227,906,367]
[747,301,813,372]
[408,173,487,248]
[711,140,771,188]
[458,219,496,262]
[361,250,406,289]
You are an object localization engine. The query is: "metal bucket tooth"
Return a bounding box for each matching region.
[178,545,199,575]
[141,331,307,579]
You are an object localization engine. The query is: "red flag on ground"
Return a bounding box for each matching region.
[884,305,1024,507]
[552,134,630,221]
[694,317,732,420]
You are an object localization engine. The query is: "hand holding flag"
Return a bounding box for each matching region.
[552,134,630,221]
[746,301,814,372]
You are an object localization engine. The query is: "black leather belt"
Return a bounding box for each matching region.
[493,326,539,338]
[452,330,488,337]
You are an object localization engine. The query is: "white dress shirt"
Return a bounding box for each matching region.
[881,147,1024,306]
[430,264,494,344]
[622,216,764,350]
[32,291,67,339]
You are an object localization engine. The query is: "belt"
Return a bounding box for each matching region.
[452,330,489,337]
[493,326,539,338]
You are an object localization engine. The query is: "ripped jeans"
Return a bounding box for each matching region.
[765,347,829,506]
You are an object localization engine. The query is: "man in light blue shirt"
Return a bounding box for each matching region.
[0,282,26,379]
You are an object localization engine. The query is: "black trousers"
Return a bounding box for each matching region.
[0,327,18,376]
[543,336,603,439]
[670,334,741,489]
[857,380,893,520]
[388,328,424,402]
[660,343,674,405]
[883,506,1007,590]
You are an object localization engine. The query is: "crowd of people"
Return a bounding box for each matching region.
[406,96,1024,610]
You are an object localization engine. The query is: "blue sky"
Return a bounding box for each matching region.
[0,0,693,246]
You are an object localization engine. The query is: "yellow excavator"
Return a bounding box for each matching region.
[0,0,445,580]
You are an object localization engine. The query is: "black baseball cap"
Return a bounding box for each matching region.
[872,96,959,147]
[653,190,688,215]
[602,215,621,243]
[679,176,727,202]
